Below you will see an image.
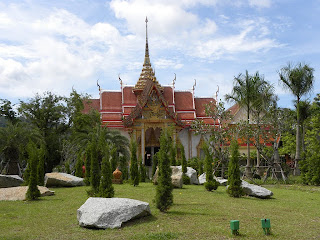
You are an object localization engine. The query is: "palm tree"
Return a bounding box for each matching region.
[279,63,314,175]
[251,80,277,176]
[225,70,268,178]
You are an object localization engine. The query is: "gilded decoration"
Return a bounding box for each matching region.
[142,90,167,120]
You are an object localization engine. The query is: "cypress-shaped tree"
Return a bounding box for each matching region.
[99,145,114,198]
[110,146,118,172]
[26,142,41,200]
[88,139,100,196]
[65,161,71,174]
[155,128,173,212]
[75,152,84,178]
[180,143,190,184]
[152,152,159,178]
[170,140,177,166]
[139,157,147,182]
[130,140,139,186]
[37,145,45,186]
[84,144,91,185]
[227,140,244,197]
[203,142,219,191]
[119,155,128,180]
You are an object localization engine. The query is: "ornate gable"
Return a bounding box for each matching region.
[123,79,183,127]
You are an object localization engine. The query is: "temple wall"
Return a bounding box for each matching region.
[177,128,189,159]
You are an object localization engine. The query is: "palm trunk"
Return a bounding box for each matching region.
[245,105,252,178]
[294,98,301,176]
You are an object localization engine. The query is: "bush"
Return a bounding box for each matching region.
[204,180,219,191]
[227,140,244,198]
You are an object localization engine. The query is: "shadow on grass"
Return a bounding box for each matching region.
[166,210,210,216]
[81,214,158,230]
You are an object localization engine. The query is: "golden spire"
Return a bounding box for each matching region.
[133,17,163,93]
[144,16,151,66]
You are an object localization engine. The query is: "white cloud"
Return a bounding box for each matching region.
[248,0,271,8]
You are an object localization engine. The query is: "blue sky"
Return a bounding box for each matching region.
[0,0,319,109]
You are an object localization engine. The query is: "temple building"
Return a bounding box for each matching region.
[84,18,216,170]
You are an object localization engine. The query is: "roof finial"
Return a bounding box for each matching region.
[144,16,151,66]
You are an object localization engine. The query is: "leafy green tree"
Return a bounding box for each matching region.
[192,100,232,178]
[0,99,18,125]
[155,128,173,212]
[279,63,315,175]
[19,92,67,172]
[26,142,41,200]
[300,94,320,185]
[99,148,114,198]
[130,141,139,186]
[225,71,268,178]
[227,140,244,198]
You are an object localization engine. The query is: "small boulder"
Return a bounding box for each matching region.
[215,177,228,186]
[198,173,228,186]
[153,167,183,188]
[198,173,206,185]
[77,197,151,229]
[0,186,54,201]
[171,167,183,188]
[45,172,85,187]
[241,181,273,199]
[176,166,199,185]
[0,174,24,188]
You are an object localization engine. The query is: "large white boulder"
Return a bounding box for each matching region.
[176,166,199,185]
[45,172,85,187]
[77,197,151,229]
[0,174,24,188]
[0,186,54,201]
[241,181,273,199]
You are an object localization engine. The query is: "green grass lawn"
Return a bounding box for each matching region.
[1,183,320,240]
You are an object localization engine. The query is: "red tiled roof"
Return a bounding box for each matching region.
[82,99,100,114]
[101,113,122,121]
[194,98,215,117]
[174,91,194,111]
[163,86,174,105]
[123,86,137,106]
[101,91,122,112]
